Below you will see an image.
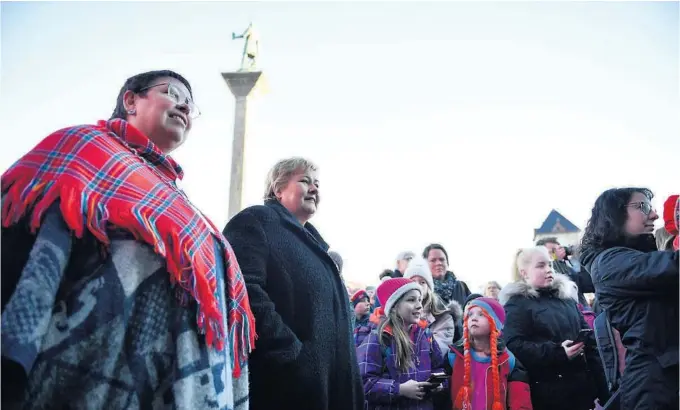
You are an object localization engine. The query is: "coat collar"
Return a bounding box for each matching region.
[498,273,577,305]
[264,199,328,246]
[264,199,336,271]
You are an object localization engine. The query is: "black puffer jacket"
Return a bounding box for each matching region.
[499,274,607,410]
[581,244,679,410]
[223,200,364,410]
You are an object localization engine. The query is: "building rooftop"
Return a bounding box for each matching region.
[534,209,581,238]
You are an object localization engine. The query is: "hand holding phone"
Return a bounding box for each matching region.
[573,328,593,345]
[424,372,448,391]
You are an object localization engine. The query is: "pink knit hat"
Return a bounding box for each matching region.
[466,297,506,332]
[376,278,422,317]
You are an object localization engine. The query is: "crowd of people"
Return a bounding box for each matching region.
[1,69,678,410]
[345,190,679,410]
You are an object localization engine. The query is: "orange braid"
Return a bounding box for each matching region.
[455,314,472,409]
[457,308,505,410]
[487,310,503,410]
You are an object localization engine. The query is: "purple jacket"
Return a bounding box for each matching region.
[356,324,448,410]
[355,322,376,348]
[355,309,386,348]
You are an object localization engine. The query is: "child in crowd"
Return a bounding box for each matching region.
[357,278,448,410]
[366,285,377,312]
[352,289,372,330]
[354,290,387,347]
[403,257,463,355]
[448,297,533,410]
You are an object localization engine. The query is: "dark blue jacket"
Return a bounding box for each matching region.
[581,243,679,410]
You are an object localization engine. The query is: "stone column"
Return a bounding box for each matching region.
[221,71,262,220]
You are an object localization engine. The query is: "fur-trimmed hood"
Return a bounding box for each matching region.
[443,299,464,323]
[498,273,578,305]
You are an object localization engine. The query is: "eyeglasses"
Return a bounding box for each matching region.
[626,201,655,216]
[138,82,201,119]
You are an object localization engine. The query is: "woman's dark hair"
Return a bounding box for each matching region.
[580,187,653,250]
[110,70,193,120]
[379,269,394,280]
[422,243,449,264]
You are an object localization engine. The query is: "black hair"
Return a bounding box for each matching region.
[379,269,394,280]
[535,237,560,247]
[110,70,193,120]
[422,243,449,264]
[580,187,653,251]
[464,293,483,307]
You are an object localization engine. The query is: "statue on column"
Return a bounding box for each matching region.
[232,23,260,72]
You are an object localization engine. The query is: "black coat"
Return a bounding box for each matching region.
[499,274,607,410]
[223,200,364,410]
[553,259,595,307]
[581,244,679,410]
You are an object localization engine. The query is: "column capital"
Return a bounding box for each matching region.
[221,71,262,98]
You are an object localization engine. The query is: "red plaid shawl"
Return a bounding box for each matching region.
[1,119,255,377]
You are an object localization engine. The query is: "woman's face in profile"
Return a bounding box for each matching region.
[624,192,659,236]
[277,168,319,221]
[128,77,194,153]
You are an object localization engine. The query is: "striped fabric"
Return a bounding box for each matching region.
[1,119,255,377]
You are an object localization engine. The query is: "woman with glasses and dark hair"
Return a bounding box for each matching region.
[580,187,679,410]
[1,70,255,410]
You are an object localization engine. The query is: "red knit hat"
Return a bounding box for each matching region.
[663,195,679,235]
[376,278,422,317]
[351,289,369,307]
[663,195,679,251]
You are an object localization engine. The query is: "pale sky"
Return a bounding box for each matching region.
[1,1,678,291]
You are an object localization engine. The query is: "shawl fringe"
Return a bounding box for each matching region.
[1,120,255,377]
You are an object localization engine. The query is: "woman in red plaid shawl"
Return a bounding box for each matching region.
[1,70,255,410]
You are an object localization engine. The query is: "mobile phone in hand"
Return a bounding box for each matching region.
[573,328,593,345]
[424,372,448,390]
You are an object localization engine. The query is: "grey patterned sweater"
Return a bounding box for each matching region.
[1,205,249,410]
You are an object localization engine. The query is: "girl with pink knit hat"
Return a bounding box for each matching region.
[356,278,449,410]
[448,297,533,410]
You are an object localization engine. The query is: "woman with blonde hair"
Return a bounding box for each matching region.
[499,247,607,410]
[223,157,363,410]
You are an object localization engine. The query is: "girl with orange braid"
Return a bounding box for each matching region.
[447,298,533,410]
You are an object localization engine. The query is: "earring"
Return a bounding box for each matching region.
[127,109,136,115]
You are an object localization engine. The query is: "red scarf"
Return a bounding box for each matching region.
[1,119,255,377]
